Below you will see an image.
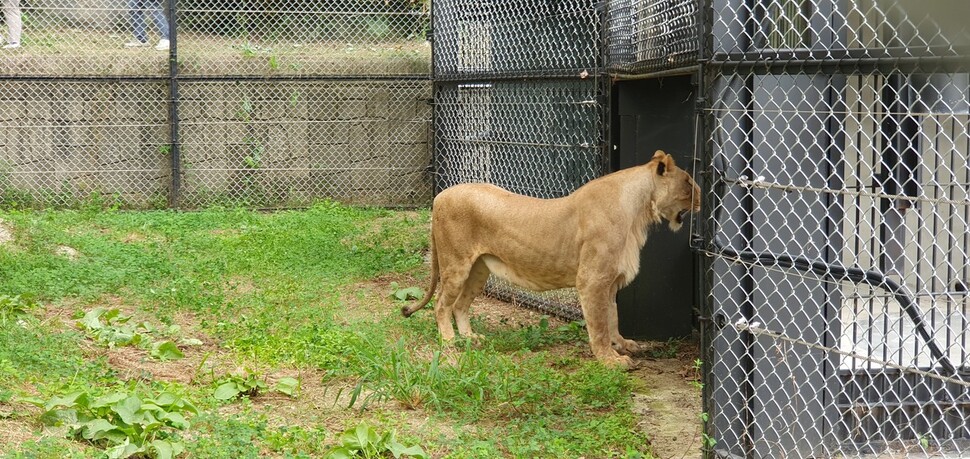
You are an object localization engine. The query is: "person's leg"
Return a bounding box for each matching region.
[150,0,169,40]
[3,0,22,45]
[149,0,169,50]
[128,0,148,43]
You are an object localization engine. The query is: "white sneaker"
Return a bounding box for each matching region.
[154,39,170,51]
[124,40,149,48]
[2,42,19,49]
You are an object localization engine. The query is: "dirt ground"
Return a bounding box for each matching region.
[632,340,704,459]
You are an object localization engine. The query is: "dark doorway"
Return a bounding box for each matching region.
[613,75,697,340]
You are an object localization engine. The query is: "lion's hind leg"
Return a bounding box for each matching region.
[433,288,457,342]
[452,258,489,341]
[434,255,478,343]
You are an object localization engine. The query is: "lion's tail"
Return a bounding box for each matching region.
[402,224,437,318]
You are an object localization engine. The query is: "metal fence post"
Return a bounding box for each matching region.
[167,0,180,208]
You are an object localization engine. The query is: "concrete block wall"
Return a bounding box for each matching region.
[0,79,432,208]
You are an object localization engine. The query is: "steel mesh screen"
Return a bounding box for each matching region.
[0,1,431,208]
[432,0,601,80]
[175,1,430,77]
[433,79,606,319]
[431,0,605,318]
[699,0,970,457]
[607,0,700,74]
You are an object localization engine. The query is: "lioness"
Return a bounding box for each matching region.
[403,151,700,367]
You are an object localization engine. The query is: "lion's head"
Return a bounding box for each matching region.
[649,150,701,231]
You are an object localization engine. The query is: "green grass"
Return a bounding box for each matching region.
[0,203,655,458]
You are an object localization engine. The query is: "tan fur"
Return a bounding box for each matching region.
[402,151,701,368]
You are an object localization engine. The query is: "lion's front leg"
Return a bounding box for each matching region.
[578,283,634,369]
[608,292,640,356]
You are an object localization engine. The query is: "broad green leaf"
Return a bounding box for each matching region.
[172,441,185,456]
[105,442,127,459]
[392,287,424,301]
[339,430,362,450]
[324,447,355,459]
[103,308,125,324]
[140,402,163,412]
[141,410,160,427]
[105,439,141,459]
[80,308,106,330]
[79,418,116,440]
[91,392,128,409]
[154,392,177,406]
[387,441,429,459]
[151,439,174,459]
[161,411,189,429]
[353,423,379,450]
[101,429,128,444]
[179,398,200,415]
[214,382,241,400]
[39,408,78,426]
[180,338,204,346]
[111,396,142,425]
[151,341,184,361]
[275,377,300,396]
[44,391,87,411]
[17,396,46,407]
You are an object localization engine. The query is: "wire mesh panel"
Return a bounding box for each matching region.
[709,0,969,61]
[699,0,970,457]
[433,79,606,318]
[0,1,431,209]
[178,79,431,208]
[606,0,700,74]
[432,0,601,80]
[0,80,170,207]
[431,0,605,317]
[434,80,604,197]
[0,0,170,77]
[176,0,430,77]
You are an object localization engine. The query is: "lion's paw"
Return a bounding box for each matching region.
[613,338,641,356]
[602,354,636,370]
[460,332,485,343]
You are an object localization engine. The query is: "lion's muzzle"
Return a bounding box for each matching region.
[676,209,689,224]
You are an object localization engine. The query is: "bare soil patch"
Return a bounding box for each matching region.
[633,340,703,459]
[0,219,12,246]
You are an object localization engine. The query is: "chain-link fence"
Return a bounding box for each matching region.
[606,0,700,74]
[697,0,970,457]
[0,0,431,208]
[431,0,607,318]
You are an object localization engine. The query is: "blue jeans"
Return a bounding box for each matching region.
[128,0,169,43]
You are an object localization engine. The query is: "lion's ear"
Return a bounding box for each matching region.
[653,150,670,176]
